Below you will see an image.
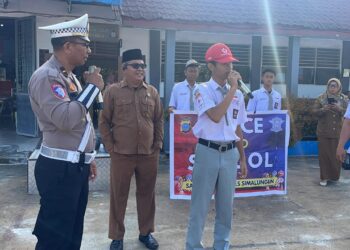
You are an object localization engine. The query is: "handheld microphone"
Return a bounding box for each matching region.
[88,65,104,110]
[238,79,254,99]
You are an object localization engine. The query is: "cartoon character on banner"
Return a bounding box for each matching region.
[263,172,271,190]
[175,176,185,195]
[187,154,195,171]
[277,170,285,190]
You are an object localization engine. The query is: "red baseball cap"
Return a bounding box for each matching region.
[205,43,239,63]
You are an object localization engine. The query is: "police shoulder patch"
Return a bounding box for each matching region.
[51,83,67,99]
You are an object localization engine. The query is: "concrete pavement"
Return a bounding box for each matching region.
[1,157,350,250]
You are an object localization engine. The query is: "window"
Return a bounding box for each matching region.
[161,42,251,83]
[262,46,288,84]
[299,48,341,85]
[228,44,251,83]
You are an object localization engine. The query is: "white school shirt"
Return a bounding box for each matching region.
[169,80,198,111]
[345,104,350,153]
[192,78,247,142]
[246,87,282,112]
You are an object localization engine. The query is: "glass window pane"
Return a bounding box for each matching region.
[315,68,340,85]
[298,68,315,84]
[197,65,211,83]
[175,64,185,82]
[234,65,250,83]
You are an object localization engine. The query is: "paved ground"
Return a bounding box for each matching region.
[1,156,350,250]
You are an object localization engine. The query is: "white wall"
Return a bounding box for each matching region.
[262,36,289,47]
[119,27,150,81]
[301,38,342,49]
[173,31,252,45]
[36,16,57,66]
[297,84,325,98]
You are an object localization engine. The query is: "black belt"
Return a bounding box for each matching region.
[198,138,236,152]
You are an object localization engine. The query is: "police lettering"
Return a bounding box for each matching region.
[241,117,263,134]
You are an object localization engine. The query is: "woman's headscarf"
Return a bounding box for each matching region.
[326,78,342,97]
[318,78,346,104]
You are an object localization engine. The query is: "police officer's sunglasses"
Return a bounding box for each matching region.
[71,41,90,48]
[125,63,147,70]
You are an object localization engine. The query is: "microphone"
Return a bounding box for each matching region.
[88,66,104,110]
[238,79,254,99]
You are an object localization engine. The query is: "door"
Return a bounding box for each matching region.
[15,16,38,137]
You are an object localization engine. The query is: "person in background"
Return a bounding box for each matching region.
[312,78,348,186]
[247,69,281,112]
[168,59,200,112]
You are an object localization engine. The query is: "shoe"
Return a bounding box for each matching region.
[139,233,159,249]
[320,180,327,186]
[110,239,123,250]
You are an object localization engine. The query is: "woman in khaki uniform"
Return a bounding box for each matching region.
[312,78,348,186]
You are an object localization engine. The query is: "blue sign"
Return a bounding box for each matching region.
[72,0,122,5]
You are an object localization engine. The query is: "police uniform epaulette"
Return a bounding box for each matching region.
[115,82,123,87]
[47,68,61,80]
[47,69,64,86]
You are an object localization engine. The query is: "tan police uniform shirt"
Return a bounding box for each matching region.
[28,55,95,152]
[99,80,164,155]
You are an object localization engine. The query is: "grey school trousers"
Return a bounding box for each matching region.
[186,143,239,250]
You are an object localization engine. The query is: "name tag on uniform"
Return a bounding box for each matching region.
[179,92,188,96]
[233,109,238,119]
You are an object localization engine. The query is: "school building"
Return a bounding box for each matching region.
[0,0,349,139]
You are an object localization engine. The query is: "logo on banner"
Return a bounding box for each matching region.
[180,117,192,133]
[269,117,284,132]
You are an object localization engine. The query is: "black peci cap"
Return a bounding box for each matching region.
[122,49,143,63]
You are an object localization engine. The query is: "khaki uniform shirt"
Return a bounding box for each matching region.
[28,55,95,152]
[99,80,164,155]
[313,94,348,138]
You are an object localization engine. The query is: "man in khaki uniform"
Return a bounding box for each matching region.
[99,49,163,250]
[28,14,104,249]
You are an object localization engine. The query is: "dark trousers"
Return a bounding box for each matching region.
[109,151,159,240]
[33,155,90,250]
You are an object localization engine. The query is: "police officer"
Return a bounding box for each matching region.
[186,43,248,250]
[28,14,104,249]
[169,59,200,112]
[247,69,281,112]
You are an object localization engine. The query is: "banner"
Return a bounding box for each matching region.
[170,111,290,199]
